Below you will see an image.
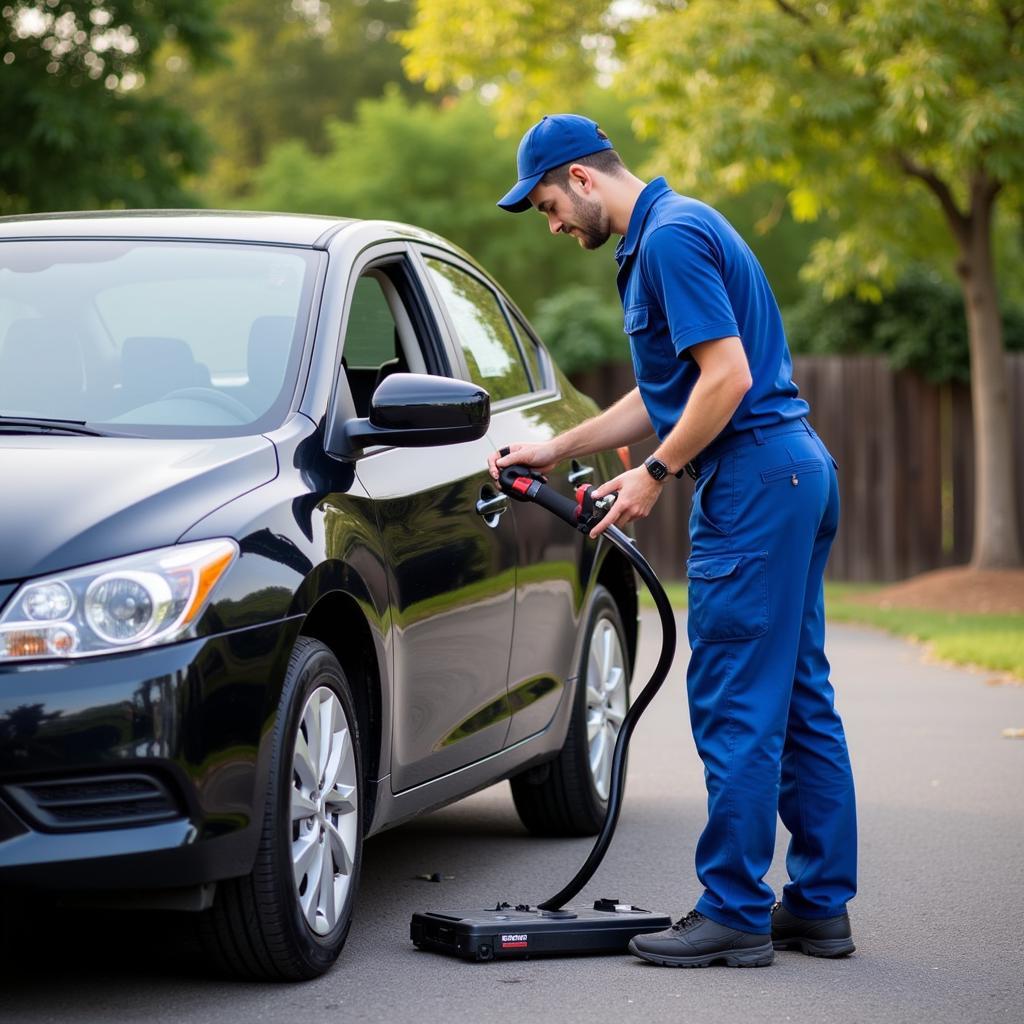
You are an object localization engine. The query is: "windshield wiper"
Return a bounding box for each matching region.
[0,416,112,437]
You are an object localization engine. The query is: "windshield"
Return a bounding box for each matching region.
[0,239,321,437]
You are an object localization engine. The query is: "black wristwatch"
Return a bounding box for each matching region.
[644,455,688,481]
[644,455,670,482]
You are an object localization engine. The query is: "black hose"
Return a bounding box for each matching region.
[494,457,678,911]
[537,523,677,912]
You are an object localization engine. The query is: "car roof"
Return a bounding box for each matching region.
[0,210,356,248]
[0,209,495,291]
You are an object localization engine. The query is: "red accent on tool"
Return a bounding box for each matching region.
[573,484,592,522]
[512,477,533,495]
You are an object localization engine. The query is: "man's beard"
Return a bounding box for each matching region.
[565,189,611,250]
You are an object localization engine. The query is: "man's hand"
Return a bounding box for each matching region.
[488,441,560,481]
[588,466,663,539]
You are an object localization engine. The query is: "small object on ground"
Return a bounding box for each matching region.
[1000,728,1024,739]
[415,872,453,882]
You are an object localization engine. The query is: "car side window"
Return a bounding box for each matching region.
[342,270,429,418]
[509,311,547,391]
[422,257,530,403]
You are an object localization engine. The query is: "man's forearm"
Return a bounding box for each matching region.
[554,387,655,461]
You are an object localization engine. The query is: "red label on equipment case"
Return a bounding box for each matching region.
[501,933,529,948]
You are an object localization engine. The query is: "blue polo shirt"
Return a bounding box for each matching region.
[615,177,808,443]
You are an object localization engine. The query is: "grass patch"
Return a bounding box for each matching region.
[640,579,1024,678]
[639,581,688,609]
[824,586,1024,679]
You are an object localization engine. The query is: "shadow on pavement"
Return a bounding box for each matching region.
[0,788,538,991]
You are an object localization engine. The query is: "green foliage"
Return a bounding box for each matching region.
[402,0,1024,300]
[785,271,1024,383]
[400,0,610,131]
[151,0,426,201]
[0,0,223,214]
[247,89,643,321]
[247,87,820,364]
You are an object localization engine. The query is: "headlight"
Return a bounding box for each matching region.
[0,539,238,661]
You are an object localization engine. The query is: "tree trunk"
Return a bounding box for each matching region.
[955,182,1022,568]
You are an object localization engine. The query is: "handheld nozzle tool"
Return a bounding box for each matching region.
[497,450,616,535]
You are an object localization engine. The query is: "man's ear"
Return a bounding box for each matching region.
[568,163,593,194]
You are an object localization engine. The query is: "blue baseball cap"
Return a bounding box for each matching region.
[497,114,614,213]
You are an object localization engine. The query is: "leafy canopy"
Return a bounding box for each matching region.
[400,0,613,131]
[402,0,1024,300]
[1,0,223,214]
[246,89,641,323]
[150,0,427,202]
[245,86,822,370]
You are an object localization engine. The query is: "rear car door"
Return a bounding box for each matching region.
[335,244,518,792]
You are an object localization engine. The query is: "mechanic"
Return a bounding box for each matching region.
[488,114,858,968]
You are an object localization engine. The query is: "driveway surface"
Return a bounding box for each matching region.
[1,611,1021,1024]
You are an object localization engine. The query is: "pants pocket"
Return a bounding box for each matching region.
[686,551,769,642]
[760,458,823,484]
[692,456,735,535]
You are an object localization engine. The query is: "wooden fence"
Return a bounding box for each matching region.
[569,354,1024,582]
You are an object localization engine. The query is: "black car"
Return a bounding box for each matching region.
[0,211,638,979]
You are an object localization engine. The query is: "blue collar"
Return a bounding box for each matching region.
[614,176,673,265]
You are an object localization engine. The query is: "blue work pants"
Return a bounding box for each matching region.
[685,419,857,934]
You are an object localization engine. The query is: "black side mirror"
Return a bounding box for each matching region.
[338,373,490,452]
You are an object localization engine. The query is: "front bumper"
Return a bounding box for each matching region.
[0,617,302,889]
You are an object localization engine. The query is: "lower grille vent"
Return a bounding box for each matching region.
[6,773,179,831]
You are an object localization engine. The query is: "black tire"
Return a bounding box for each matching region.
[200,637,363,980]
[510,585,631,836]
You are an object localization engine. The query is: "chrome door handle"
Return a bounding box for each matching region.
[476,491,509,523]
[568,461,594,485]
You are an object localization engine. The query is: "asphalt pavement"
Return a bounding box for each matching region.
[1,611,1021,1024]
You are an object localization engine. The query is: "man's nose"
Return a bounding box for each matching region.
[548,216,563,236]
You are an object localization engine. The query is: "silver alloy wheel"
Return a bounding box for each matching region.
[584,615,627,801]
[290,686,359,937]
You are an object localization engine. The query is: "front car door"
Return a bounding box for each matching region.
[333,243,518,792]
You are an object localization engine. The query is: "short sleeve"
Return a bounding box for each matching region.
[639,221,739,355]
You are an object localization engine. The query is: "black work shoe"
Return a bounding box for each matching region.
[771,901,855,957]
[627,910,773,968]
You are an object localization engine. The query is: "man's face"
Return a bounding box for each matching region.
[529,178,611,251]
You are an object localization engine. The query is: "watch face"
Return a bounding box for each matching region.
[645,457,667,481]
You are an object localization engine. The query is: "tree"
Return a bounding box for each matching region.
[151,0,427,202]
[0,1,223,213]
[245,89,647,325]
[402,0,1024,568]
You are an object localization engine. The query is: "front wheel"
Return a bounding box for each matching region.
[201,637,363,980]
[510,585,631,836]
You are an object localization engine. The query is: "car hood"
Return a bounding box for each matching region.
[0,434,277,581]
